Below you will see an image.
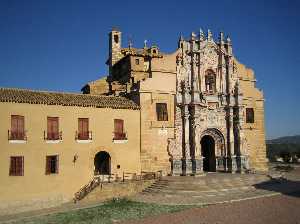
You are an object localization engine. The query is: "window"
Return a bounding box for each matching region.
[156,103,168,121]
[9,156,24,176]
[46,155,59,174]
[246,108,254,123]
[47,117,59,140]
[114,119,126,140]
[114,34,119,43]
[77,118,90,140]
[135,59,139,65]
[10,115,25,140]
[205,71,216,93]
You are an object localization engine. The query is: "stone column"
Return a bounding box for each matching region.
[183,106,193,175]
[228,106,238,173]
[193,126,204,175]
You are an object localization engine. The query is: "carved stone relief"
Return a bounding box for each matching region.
[169,33,247,174]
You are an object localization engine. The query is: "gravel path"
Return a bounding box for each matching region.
[122,192,300,224]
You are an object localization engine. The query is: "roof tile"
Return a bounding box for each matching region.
[0,88,140,110]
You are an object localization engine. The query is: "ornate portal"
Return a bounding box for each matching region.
[169,30,249,175]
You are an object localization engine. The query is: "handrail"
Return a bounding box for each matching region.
[112,132,128,140]
[44,131,62,140]
[75,131,92,140]
[73,170,163,202]
[8,130,27,141]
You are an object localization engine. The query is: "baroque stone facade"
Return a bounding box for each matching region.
[170,30,250,175]
[84,27,268,175]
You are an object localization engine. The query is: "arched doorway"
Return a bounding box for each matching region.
[201,135,216,172]
[94,151,111,175]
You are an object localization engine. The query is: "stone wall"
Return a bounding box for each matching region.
[236,60,268,171]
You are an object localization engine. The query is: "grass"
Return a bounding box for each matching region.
[9,198,194,224]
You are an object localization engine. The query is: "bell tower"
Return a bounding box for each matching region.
[109,27,122,75]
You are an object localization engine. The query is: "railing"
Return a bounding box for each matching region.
[75,131,92,140]
[44,131,62,141]
[74,175,102,202]
[113,132,127,140]
[73,170,162,202]
[8,130,27,141]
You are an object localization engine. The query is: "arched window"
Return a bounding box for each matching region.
[205,71,216,94]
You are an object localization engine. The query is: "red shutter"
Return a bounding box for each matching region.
[17,157,24,176]
[18,117,24,139]
[11,115,24,140]
[114,119,124,139]
[11,116,18,139]
[56,155,59,174]
[47,118,52,139]
[45,156,51,175]
[9,157,16,175]
[47,117,59,140]
[156,103,168,121]
[78,118,89,140]
[9,156,24,176]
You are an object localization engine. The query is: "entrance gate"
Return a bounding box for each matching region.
[94,151,111,175]
[201,135,216,172]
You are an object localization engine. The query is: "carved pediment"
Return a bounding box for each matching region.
[200,46,219,67]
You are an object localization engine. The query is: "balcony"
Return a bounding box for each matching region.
[75,131,92,143]
[8,130,27,143]
[113,132,128,143]
[44,131,62,143]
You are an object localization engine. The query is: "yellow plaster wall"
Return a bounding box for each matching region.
[0,102,141,214]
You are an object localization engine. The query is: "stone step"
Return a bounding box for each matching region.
[140,174,271,196]
[154,179,269,188]
[141,186,257,196]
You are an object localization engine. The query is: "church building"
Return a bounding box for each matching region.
[0,28,268,214]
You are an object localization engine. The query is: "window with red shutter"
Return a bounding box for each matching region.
[47,117,59,140]
[246,108,255,123]
[9,156,24,176]
[78,118,89,140]
[11,115,25,140]
[156,103,168,121]
[45,155,59,175]
[114,119,125,140]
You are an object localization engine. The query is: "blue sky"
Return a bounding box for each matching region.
[0,0,299,139]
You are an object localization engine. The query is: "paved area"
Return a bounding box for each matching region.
[123,192,300,224]
[124,166,300,224]
[1,165,299,223]
[130,172,284,205]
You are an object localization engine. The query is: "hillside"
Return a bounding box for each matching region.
[266,135,300,161]
[266,135,300,144]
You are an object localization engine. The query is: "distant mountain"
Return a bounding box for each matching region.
[267,135,300,144]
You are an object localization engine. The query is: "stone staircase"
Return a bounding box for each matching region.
[132,173,279,205]
[73,171,163,204]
